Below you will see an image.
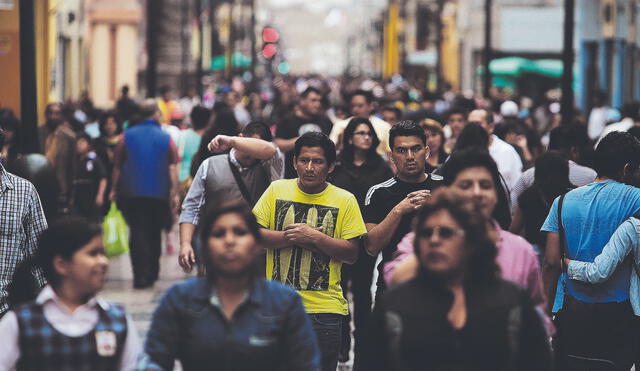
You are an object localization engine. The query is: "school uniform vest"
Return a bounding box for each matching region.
[14,302,128,371]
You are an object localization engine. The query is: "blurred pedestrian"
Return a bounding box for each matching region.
[510,124,596,213]
[0,124,47,317]
[253,132,367,371]
[110,99,179,289]
[94,111,123,215]
[0,108,21,168]
[364,121,443,299]
[468,108,522,192]
[419,119,448,173]
[360,190,551,371]
[329,117,392,364]
[225,90,251,128]
[39,102,76,212]
[177,105,210,184]
[509,151,574,258]
[71,134,107,222]
[275,87,333,179]
[179,122,283,272]
[142,204,321,371]
[330,89,390,157]
[442,106,468,153]
[190,103,239,177]
[0,217,141,370]
[381,105,402,127]
[542,131,640,369]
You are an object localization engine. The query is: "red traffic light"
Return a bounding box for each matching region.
[262,27,279,43]
[261,43,277,59]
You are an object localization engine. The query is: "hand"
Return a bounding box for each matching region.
[109,190,116,202]
[208,135,234,153]
[95,195,104,208]
[179,244,196,272]
[407,190,431,208]
[283,224,323,246]
[515,134,528,149]
[563,257,571,270]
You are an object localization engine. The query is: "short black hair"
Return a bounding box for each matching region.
[38,217,102,287]
[594,131,640,179]
[294,132,336,165]
[242,121,273,142]
[381,105,402,120]
[98,111,123,137]
[160,85,171,95]
[301,86,322,99]
[351,89,374,104]
[446,106,469,121]
[453,123,489,152]
[470,108,494,125]
[76,133,93,146]
[190,105,211,131]
[548,124,590,152]
[389,120,426,150]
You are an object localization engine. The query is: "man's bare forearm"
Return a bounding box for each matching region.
[312,234,358,264]
[274,137,298,152]
[180,223,195,247]
[260,229,293,249]
[365,210,403,256]
[231,137,277,160]
[542,232,561,315]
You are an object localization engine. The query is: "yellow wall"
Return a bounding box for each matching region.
[441,6,460,90]
[0,1,22,117]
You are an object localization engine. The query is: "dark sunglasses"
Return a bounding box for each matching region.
[417,226,465,240]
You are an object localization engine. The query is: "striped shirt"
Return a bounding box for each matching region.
[510,160,597,211]
[0,164,47,315]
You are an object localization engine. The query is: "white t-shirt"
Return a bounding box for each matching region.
[488,135,523,192]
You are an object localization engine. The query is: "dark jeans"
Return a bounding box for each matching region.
[309,313,342,371]
[119,197,169,286]
[553,295,636,371]
[341,249,376,364]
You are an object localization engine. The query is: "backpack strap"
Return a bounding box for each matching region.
[558,194,568,272]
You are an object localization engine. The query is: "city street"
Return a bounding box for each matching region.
[102,248,191,344]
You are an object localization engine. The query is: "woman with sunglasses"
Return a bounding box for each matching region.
[141,203,321,371]
[360,190,551,371]
[385,148,551,331]
[329,117,392,364]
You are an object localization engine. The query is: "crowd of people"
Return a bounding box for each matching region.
[0,74,640,370]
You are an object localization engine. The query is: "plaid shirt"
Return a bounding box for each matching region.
[0,164,47,315]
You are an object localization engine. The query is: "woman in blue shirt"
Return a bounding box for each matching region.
[142,203,321,371]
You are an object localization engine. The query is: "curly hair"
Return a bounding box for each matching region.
[412,188,500,286]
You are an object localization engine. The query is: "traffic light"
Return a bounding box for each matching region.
[261,27,279,60]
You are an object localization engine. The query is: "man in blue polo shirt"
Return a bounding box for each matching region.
[542,131,640,368]
[111,99,179,289]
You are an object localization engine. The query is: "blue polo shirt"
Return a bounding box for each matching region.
[542,180,640,309]
[116,119,178,200]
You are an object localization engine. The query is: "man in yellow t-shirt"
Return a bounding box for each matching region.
[253,132,366,371]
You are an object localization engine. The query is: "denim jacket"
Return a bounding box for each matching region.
[141,277,321,371]
[567,218,640,315]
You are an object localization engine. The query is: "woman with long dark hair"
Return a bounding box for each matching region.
[329,117,392,364]
[361,190,551,371]
[510,151,574,254]
[419,119,448,173]
[142,203,321,371]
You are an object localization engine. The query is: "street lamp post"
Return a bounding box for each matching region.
[561,0,575,126]
[483,0,492,98]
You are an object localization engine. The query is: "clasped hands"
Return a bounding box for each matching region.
[283,223,324,253]
[395,190,432,214]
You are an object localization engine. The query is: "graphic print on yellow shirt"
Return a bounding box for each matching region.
[253,179,367,315]
[273,200,338,291]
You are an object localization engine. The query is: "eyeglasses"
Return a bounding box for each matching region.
[353,131,373,137]
[417,226,465,240]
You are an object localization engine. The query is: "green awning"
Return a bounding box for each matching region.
[477,57,566,79]
[211,52,252,71]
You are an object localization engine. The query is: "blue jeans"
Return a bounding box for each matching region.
[309,313,342,371]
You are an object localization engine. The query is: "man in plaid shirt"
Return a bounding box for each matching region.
[0,127,47,317]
